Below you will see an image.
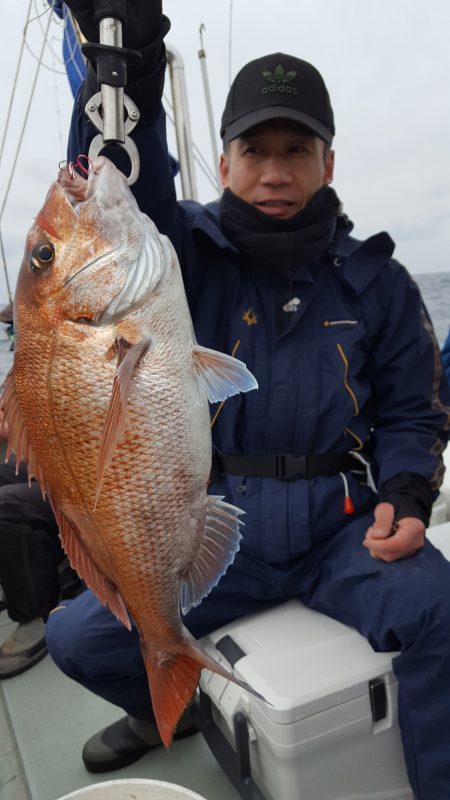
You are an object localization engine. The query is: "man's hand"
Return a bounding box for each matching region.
[64,0,164,49]
[63,1,99,43]
[363,502,426,561]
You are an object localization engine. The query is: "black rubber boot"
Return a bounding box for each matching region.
[82,711,198,773]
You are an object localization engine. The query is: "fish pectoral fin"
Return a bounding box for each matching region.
[95,337,151,507]
[192,345,258,403]
[0,368,46,491]
[180,495,244,614]
[55,506,131,630]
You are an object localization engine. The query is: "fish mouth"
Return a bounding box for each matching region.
[59,157,167,325]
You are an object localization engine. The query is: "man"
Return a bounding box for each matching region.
[46,2,450,797]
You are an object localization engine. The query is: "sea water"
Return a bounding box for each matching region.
[0,271,448,385]
[415,272,450,349]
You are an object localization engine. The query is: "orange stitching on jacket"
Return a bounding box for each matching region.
[336,343,359,417]
[345,427,363,451]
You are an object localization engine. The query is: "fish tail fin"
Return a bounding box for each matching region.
[141,635,266,748]
[141,641,202,748]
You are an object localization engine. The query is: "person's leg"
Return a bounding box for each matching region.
[0,464,80,677]
[297,514,450,800]
[0,470,62,621]
[47,590,151,716]
[47,589,200,771]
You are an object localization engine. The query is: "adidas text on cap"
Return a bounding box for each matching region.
[220,53,335,145]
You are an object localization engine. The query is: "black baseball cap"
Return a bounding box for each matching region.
[220,53,335,145]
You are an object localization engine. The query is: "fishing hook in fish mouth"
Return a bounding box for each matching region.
[59,155,93,180]
[59,161,74,179]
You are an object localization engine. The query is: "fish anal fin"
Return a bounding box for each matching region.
[180,495,244,614]
[192,345,258,404]
[55,506,131,630]
[1,368,46,491]
[95,337,151,507]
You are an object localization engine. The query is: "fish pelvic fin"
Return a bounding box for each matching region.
[1,368,46,492]
[55,505,131,630]
[141,636,266,748]
[192,345,258,403]
[95,337,151,508]
[181,495,244,615]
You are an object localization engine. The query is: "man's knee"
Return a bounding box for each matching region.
[46,599,86,678]
[46,590,139,683]
[382,545,450,641]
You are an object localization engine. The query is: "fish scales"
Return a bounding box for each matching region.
[2,156,262,746]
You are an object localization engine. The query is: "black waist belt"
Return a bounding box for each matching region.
[211,450,357,481]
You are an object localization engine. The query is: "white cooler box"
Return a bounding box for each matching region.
[193,523,450,800]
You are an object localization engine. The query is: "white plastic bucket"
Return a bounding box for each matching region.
[55,778,209,800]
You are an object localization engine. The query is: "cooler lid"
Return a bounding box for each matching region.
[203,600,397,725]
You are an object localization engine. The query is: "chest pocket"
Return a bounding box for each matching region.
[319,317,370,422]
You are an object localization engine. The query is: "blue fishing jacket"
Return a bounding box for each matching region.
[442,329,450,389]
[68,99,450,564]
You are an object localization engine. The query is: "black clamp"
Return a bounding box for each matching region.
[81,42,141,89]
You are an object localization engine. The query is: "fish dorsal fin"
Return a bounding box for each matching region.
[192,345,258,403]
[180,495,244,614]
[95,338,151,508]
[1,368,46,491]
[55,505,131,630]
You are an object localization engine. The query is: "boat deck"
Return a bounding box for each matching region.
[0,610,239,800]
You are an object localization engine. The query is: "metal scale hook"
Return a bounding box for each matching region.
[82,0,142,185]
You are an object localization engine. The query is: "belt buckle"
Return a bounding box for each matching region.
[275,454,306,480]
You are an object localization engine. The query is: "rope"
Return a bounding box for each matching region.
[0,1,55,226]
[0,232,13,303]
[0,0,57,301]
[0,0,33,171]
[228,0,234,87]
[163,93,219,192]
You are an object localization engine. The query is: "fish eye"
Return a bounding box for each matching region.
[30,240,55,272]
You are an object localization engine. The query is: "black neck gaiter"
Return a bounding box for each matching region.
[219,185,341,271]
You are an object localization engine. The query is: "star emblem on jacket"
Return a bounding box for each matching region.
[242,308,258,326]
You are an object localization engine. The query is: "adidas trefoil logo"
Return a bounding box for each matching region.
[261,64,297,95]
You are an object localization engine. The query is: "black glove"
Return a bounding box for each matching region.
[64,0,170,126]
[379,472,434,527]
[64,0,164,49]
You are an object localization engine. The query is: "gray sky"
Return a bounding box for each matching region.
[1,0,449,304]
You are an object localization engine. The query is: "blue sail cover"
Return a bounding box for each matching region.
[48,1,86,97]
